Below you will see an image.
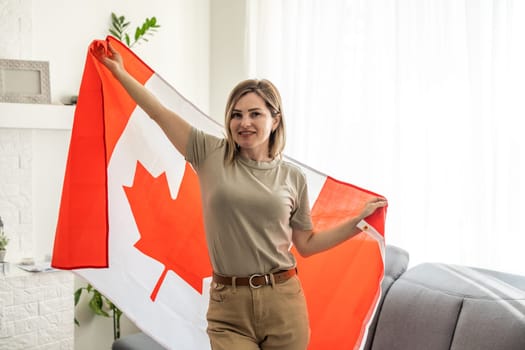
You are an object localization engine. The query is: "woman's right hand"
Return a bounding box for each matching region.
[91,41,124,75]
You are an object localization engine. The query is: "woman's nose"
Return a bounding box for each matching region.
[240,115,251,127]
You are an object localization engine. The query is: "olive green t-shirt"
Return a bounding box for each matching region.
[185,128,313,276]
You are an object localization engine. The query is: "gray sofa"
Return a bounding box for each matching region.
[113,246,525,349]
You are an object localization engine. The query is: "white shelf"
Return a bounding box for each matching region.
[0,102,75,130]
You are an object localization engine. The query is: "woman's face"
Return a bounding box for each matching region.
[229,92,280,161]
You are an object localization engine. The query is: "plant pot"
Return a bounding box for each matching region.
[0,249,6,262]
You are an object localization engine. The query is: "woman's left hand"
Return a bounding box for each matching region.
[360,197,388,219]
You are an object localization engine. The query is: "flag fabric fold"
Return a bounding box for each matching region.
[52,36,386,350]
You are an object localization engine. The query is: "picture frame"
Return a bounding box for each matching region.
[0,59,51,104]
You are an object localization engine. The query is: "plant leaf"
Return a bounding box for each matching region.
[89,293,110,317]
[108,12,160,48]
[109,29,121,40]
[74,288,83,306]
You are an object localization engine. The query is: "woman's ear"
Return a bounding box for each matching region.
[272,114,281,131]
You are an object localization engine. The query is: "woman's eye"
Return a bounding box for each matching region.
[231,113,242,119]
[251,112,261,118]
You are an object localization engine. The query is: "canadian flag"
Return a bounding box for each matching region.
[52,36,387,350]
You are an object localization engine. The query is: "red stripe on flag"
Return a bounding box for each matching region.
[293,177,386,349]
[313,176,386,235]
[52,37,154,268]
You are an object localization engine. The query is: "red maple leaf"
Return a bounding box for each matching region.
[123,161,211,301]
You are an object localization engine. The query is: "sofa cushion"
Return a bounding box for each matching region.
[452,298,525,350]
[371,263,525,350]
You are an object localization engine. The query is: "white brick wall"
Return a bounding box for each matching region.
[0,268,74,350]
[0,124,74,349]
[0,128,33,262]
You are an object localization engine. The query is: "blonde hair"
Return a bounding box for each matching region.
[224,79,286,164]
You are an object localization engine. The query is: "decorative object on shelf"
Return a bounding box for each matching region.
[75,283,123,340]
[17,261,55,272]
[0,59,51,104]
[0,216,9,262]
[62,95,78,106]
[109,12,161,48]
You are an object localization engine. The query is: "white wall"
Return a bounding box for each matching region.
[32,128,71,261]
[209,0,249,121]
[26,0,210,112]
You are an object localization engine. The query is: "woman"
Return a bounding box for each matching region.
[92,40,387,350]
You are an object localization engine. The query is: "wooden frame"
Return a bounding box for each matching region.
[0,59,51,104]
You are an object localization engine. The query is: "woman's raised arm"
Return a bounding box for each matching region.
[91,41,192,157]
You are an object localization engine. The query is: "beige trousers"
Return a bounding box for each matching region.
[206,275,310,350]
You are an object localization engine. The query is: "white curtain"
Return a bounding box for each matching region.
[246,0,525,275]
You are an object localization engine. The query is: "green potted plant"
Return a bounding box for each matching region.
[0,216,9,262]
[75,283,123,340]
[109,12,160,48]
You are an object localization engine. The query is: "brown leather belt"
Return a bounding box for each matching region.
[212,268,297,288]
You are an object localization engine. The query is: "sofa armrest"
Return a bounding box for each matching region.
[363,245,410,350]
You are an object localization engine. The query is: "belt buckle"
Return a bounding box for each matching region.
[248,273,267,289]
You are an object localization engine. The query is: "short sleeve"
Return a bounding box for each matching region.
[185,127,223,171]
[290,173,313,231]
